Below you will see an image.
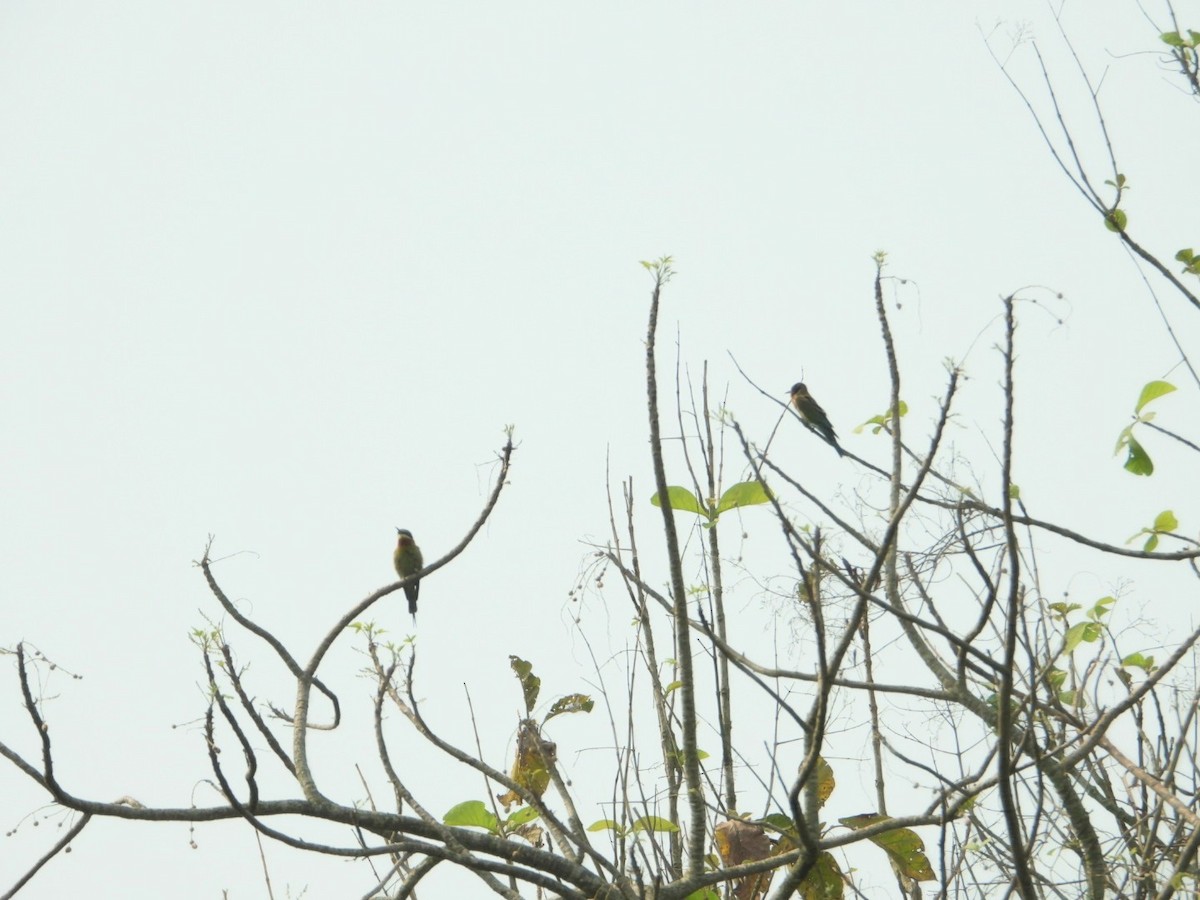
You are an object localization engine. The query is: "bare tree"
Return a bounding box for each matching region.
[6,8,1200,899]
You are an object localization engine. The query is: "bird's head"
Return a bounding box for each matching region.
[395,528,415,545]
[788,382,806,396]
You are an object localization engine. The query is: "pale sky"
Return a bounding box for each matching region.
[3,2,1199,897]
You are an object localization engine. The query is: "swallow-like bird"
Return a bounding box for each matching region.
[788,382,844,456]
[393,528,424,618]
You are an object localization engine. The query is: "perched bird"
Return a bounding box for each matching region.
[788,382,844,456]
[393,528,424,619]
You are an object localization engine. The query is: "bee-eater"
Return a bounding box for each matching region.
[788,382,844,456]
[393,528,423,618]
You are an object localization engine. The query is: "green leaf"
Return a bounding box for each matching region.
[1130,511,1179,551]
[759,812,798,836]
[664,680,684,695]
[1161,30,1186,47]
[444,800,500,834]
[1064,623,1084,654]
[650,486,707,517]
[1123,434,1153,476]
[984,692,1020,719]
[506,806,542,827]
[855,401,908,434]
[1135,380,1176,413]
[1088,595,1116,620]
[1113,423,1133,456]
[1154,509,1179,532]
[1178,249,1200,276]
[798,851,845,899]
[667,747,710,766]
[1121,652,1157,673]
[509,656,541,714]
[587,819,621,833]
[1064,621,1103,654]
[715,480,772,514]
[839,813,883,828]
[684,890,721,900]
[543,692,594,723]
[1104,209,1128,232]
[632,816,679,833]
[638,255,673,275]
[1008,483,1020,500]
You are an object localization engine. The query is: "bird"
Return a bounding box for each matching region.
[393,528,424,619]
[788,382,844,456]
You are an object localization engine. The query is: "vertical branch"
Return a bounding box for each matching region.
[642,258,706,875]
[621,480,683,876]
[870,251,900,825]
[873,254,902,609]
[700,367,737,815]
[859,614,888,817]
[771,261,922,899]
[16,644,62,800]
[995,295,1037,899]
[799,536,831,838]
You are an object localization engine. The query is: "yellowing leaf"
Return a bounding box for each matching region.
[815,756,836,809]
[715,819,773,867]
[714,819,775,900]
[497,719,556,811]
[838,814,935,881]
[543,693,594,723]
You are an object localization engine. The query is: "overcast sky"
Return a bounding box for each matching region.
[3,2,1199,897]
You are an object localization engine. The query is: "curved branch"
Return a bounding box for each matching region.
[291,437,516,804]
[198,548,343,732]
